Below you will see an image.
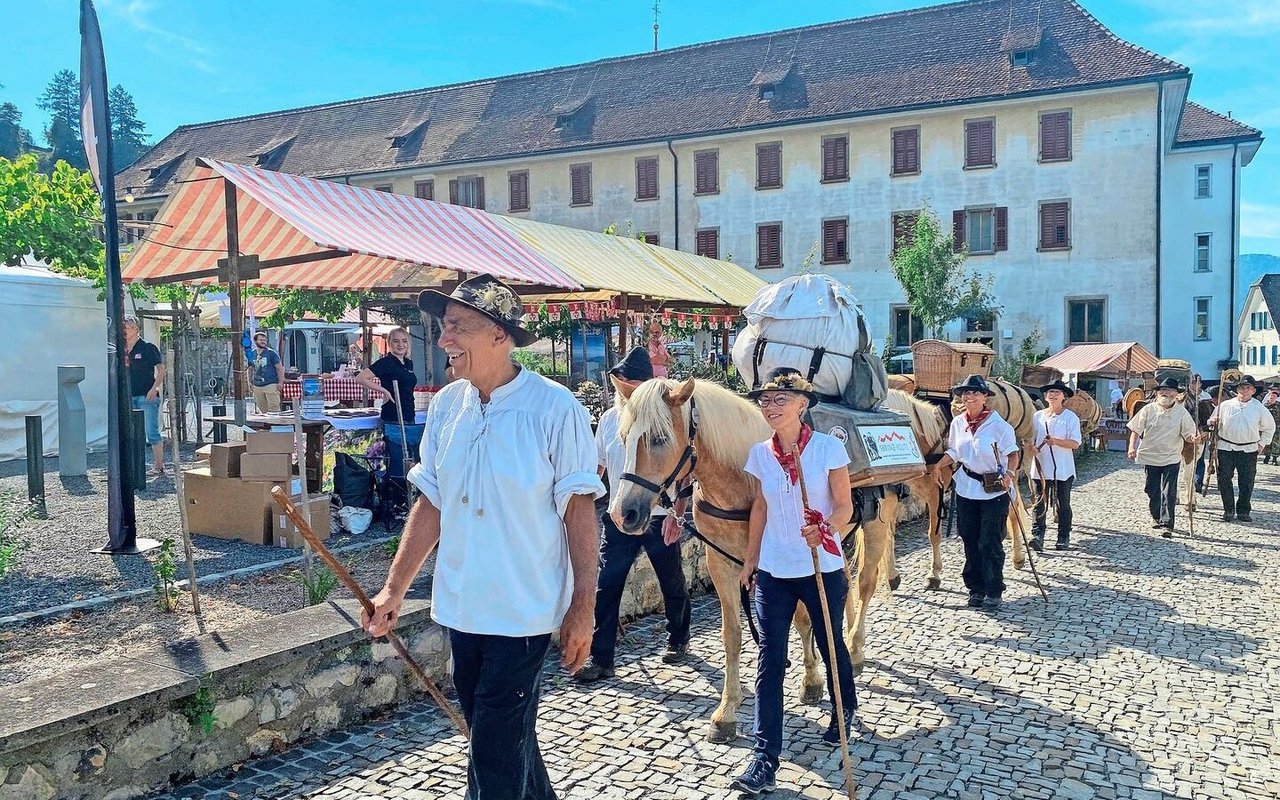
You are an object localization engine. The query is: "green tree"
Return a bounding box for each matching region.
[0,154,103,276]
[247,287,374,330]
[36,69,86,171]
[109,84,149,169]
[0,102,32,160]
[889,207,998,339]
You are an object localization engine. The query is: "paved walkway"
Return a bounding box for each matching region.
[154,454,1280,799]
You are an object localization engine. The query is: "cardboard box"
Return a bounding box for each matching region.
[182,466,271,544]
[245,431,295,455]
[209,442,247,478]
[239,452,293,482]
[271,494,332,548]
[194,444,211,462]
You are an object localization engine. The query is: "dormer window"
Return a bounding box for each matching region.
[145,152,186,185]
[1011,47,1036,67]
[388,118,430,150]
[553,113,574,130]
[758,84,775,101]
[253,136,295,171]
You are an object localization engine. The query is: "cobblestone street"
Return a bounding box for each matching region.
[153,454,1280,799]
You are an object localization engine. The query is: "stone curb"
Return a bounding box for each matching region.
[0,535,398,629]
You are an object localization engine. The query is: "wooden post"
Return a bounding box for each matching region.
[24,416,46,518]
[224,181,247,426]
[192,307,206,445]
[292,404,316,583]
[619,293,630,353]
[360,304,371,405]
[166,347,207,634]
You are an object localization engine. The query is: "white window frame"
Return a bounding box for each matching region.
[1193,297,1211,342]
[1194,233,1211,273]
[965,207,995,255]
[1195,164,1212,199]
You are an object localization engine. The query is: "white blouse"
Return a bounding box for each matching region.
[744,432,850,579]
[408,367,605,637]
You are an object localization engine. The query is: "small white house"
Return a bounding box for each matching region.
[1238,274,1280,380]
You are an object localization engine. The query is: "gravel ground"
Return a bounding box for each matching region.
[0,542,415,686]
[0,445,398,618]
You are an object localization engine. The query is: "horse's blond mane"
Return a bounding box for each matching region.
[620,379,769,467]
[882,388,947,453]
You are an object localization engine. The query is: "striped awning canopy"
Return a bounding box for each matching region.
[1038,342,1160,378]
[123,159,765,306]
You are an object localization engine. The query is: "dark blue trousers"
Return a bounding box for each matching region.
[751,569,857,768]
[449,630,556,800]
[956,493,1009,599]
[590,515,691,668]
[1144,463,1180,526]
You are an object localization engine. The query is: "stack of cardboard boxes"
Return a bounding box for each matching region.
[186,432,331,547]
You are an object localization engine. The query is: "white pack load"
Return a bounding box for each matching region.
[733,274,888,411]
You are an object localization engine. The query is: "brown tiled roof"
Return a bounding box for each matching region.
[116,0,1187,201]
[1175,101,1262,146]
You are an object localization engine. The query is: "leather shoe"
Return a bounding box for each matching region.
[573,659,614,683]
[1030,538,1044,553]
[983,596,1003,610]
[661,642,689,664]
[1238,514,1252,522]
[1221,513,1234,522]
[967,594,985,608]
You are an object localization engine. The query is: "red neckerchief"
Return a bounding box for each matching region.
[771,424,813,485]
[964,409,992,436]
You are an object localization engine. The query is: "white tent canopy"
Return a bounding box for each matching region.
[0,261,109,461]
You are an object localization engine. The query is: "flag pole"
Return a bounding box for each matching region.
[81,0,154,555]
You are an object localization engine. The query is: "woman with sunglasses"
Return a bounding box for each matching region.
[731,367,857,796]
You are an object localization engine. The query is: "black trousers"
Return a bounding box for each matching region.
[1143,463,1180,526]
[449,630,556,800]
[1217,449,1259,516]
[590,515,691,668]
[955,493,1009,599]
[1032,477,1075,544]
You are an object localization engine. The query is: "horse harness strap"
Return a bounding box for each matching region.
[619,397,698,512]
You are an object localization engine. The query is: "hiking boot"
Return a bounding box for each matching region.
[573,659,614,683]
[1030,537,1044,553]
[1054,537,1070,551]
[1238,514,1253,523]
[661,642,689,664]
[1151,521,1165,530]
[1161,525,1174,538]
[983,596,1003,611]
[967,594,985,608]
[730,758,777,795]
[822,715,855,745]
[1221,513,1235,522]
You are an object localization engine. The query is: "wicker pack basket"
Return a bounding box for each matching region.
[910,339,996,395]
[1020,363,1064,389]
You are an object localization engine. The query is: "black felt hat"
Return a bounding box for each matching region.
[744,367,822,407]
[951,374,994,396]
[609,347,654,382]
[1228,374,1263,391]
[1041,379,1075,399]
[1155,377,1182,392]
[417,274,536,347]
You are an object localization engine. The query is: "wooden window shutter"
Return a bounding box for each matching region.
[474,177,485,209]
[952,210,966,252]
[965,120,994,167]
[695,151,718,194]
[636,157,658,200]
[414,180,434,200]
[823,136,848,181]
[695,228,719,259]
[893,212,918,255]
[1040,202,1069,248]
[643,232,659,245]
[570,164,592,206]
[821,219,848,264]
[994,207,1008,251]
[448,179,459,205]
[757,224,781,267]
[756,143,782,189]
[892,129,919,175]
[1041,112,1071,161]
[508,172,528,212]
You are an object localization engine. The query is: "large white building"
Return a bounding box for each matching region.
[1238,275,1280,381]
[116,0,1263,375]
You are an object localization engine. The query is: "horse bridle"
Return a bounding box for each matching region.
[620,396,699,512]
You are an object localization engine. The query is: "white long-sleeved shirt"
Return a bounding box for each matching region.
[1209,397,1277,453]
[408,367,605,637]
[945,411,1019,500]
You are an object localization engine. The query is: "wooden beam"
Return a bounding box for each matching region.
[225,181,247,426]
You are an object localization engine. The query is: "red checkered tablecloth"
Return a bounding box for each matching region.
[279,378,367,404]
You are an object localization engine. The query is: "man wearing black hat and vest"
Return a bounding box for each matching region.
[1208,374,1275,522]
[577,346,691,683]
[363,274,605,800]
[1030,380,1082,551]
[928,375,1019,610]
[1127,378,1202,535]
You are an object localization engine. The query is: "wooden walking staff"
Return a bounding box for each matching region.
[292,403,315,583]
[993,443,1049,603]
[270,486,471,740]
[792,447,858,800]
[164,349,206,634]
[391,383,416,506]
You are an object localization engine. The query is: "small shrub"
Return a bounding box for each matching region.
[0,493,36,580]
[384,536,401,557]
[177,684,218,733]
[151,537,179,612]
[574,381,607,422]
[292,563,340,606]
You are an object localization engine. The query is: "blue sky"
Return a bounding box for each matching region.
[7,0,1278,254]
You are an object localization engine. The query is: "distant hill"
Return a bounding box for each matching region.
[1241,253,1280,293]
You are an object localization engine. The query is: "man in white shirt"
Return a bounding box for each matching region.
[1128,378,1202,536]
[364,274,605,800]
[1208,375,1276,522]
[1030,381,1082,552]
[576,347,691,683]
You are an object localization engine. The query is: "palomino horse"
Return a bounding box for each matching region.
[610,378,915,739]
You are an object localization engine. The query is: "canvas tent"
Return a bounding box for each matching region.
[1038,342,1159,381]
[0,261,109,461]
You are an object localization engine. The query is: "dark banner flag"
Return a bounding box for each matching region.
[80,0,140,552]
